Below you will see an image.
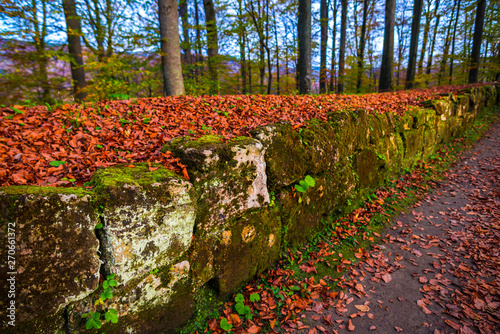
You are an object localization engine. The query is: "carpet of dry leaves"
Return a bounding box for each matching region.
[0,83,488,187]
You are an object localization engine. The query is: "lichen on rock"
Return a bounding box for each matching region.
[0,186,100,334]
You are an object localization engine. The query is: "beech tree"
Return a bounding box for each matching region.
[469,0,486,83]
[158,0,185,95]
[298,0,311,94]
[203,0,219,94]
[379,0,396,92]
[338,0,347,93]
[62,0,87,102]
[405,0,423,89]
[319,0,328,93]
[356,0,369,93]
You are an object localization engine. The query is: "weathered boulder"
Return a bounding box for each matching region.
[250,122,308,190]
[0,187,100,334]
[211,208,281,296]
[164,135,270,289]
[299,118,340,175]
[90,163,196,286]
[280,160,357,247]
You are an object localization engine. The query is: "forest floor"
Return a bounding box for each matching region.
[196,110,500,334]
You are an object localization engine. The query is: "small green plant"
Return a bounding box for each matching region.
[49,161,67,167]
[82,274,119,330]
[294,175,316,193]
[249,293,260,302]
[219,317,233,331]
[269,191,276,207]
[234,293,252,320]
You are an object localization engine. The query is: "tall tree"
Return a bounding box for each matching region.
[449,0,461,84]
[247,0,272,94]
[319,0,328,93]
[468,0,486,83]
[158,0,185,95]
[237,0,247,93]
[356,0,369,93]
[203,0,219,94]
[62,0,87,102]
[425,0,440,78]
[179,0,192,66]
[379,0,396,92]
[438,1,456,85]
[405,0,423,89]
[338,0,347,93]
[417,0,431,76]
[297,0,312,94]
[329,0,338,93]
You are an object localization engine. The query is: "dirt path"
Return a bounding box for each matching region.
[298,122,500,334]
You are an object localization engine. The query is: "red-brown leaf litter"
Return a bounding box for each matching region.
[0,83,487,187]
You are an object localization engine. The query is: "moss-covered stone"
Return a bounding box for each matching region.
[354,148,380,189]
[369,112,395,140]
[327,110,359,157]
[400,127,425,169]
[168,136,269,237]
[250,122,308,189]
[211,208,281,297]
[90,163,196,286]
[0,187,99,334]
[299,119,340,175]
[67,260,194,334]
[280,160,357,247]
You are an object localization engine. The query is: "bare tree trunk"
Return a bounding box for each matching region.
[298,0,312,94]
[238,0,246,93]
[418,0,431,75]
[158,0,185,95]
[194,0,202,60]
[449,0,461,84]
[248,49,252,93]
[319,0,328,93]
[468,0,486,83]
[203,0,219,94]
[265,0,272,94]
[425,0,440,79]
[356,0,369,93]
[274,13,280,95]
[179,0,192,66]
[379,0,396,92]
[62,0,87,102]
[329,0,337,93]
[405,0,423,89]
[438,2,455,85]
[338,0,347,93]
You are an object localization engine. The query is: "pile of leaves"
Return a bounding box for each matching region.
[0,83,488,187]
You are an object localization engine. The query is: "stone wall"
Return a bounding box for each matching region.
[0,85,498,334]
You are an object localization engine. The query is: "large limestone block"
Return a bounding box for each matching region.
[90,163,196,286]
[368,112,396,140]
[299,119,340,175]
[0,187,100,334]
[354,148,381,190]
[211,208,282,297]
[400,127,425,169]
[250,122,308,189]
[67,259,193,334]
[165,135,269,233]
[280,160,357,247]
[328,110,369,157]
